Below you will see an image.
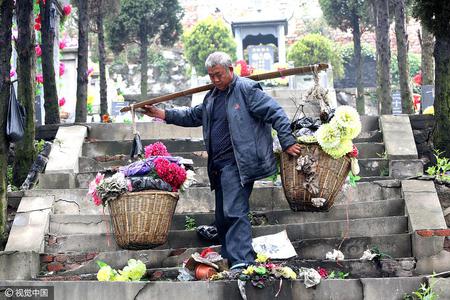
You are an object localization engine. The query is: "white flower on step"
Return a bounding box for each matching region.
[311,197,326,208]
[182,169,197,190]
[360,249,378,261]
[298,267,321,288]
[325,249,345,261]
[351,157,360,175]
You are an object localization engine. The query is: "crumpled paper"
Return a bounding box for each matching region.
[360,249,378,261]
[298,267,321,288]
[325,249,345,261]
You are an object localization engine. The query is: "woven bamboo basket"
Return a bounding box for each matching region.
[280,143,351,212]
[108,190,179,249]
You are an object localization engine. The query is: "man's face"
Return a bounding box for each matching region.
[207,65,234,91]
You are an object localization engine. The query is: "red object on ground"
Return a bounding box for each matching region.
[200,247,215,258]
[195,264,217,280]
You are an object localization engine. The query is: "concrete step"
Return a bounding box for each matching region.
[354,143,385,159]
[354,130,382,143]
[82,138,206,157]
[49,198,405,235]
[26,180,402,215]
[358,158,389,177]
[1,277,426,300]
[45,216,408,253]
[39,257,416,280]
[44,232,412,261]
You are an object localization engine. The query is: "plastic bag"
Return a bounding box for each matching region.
[130,133,143,159]
[128,176,172,192]
[196,224,219,243]
[6,85,26,143]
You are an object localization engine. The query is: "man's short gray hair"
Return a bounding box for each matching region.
[205,52,232,69]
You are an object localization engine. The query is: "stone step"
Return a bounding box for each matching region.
[26,180,402,215]
[354,130,383,143]
[39,257,416,280]
[358,158,390,177]
[354,143,385,159]
[45,216,408,253]
[82,138,206,157]
[49,198,405,235]
[1,277,426,300]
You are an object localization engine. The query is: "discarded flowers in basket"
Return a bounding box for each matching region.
[87,141,196,249]
[277,104,361,212]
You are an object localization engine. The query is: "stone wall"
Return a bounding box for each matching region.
[409,115,435,170]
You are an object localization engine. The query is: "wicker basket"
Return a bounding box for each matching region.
[280,144,350,212]
[108,190,179,249]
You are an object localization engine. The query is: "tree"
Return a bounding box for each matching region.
[75,0,89,122]
[372,0,392,114]
[40,0,60,124]
[413,1,450,156]
[14,0,36,186]
[88,0,120,120]
[287,33,344,79]
[0,0,13,244]
[107,0,183,98]
[183,17,236,76]
[393,0,413,114]
[419,24,434,85]
[319,0,370,114]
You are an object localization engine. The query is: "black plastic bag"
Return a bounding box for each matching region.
[196,224,219,243]
[6,85,26,143]
[130,132,144,159]
[128,176,173,192]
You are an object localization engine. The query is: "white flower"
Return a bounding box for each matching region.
[315,123,341,150]
[331,106,362,140]
[311,197,326,208]
[326,249,345,261]
[321,138,353,159]
[360,249,378,261]
[351,157,360,175]
[182,169,197,190]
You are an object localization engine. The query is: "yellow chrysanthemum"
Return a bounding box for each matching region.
[242,265,255,275]
[97,266,114,281]
[315,123,341,150]
[322,139,353,159]
[255,253,268,263]
[120,259,146,281]
[112,274,130,282]
[297,135,317,144]
[281,267,297,280]
[331,105,362,139]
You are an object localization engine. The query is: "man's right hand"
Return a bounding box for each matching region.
[142,105,166,120]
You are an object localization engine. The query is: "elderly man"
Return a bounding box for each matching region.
[142,51,300,271]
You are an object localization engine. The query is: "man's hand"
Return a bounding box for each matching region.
[285,143,301,156]
[142,105,166,120]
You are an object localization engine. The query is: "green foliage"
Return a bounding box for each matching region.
[426,150,450,183]
[403,282,439,300]
[34,139,45,156]
[390,52,421,87]
[341,43,376,63]
[106,0,183,53]
[182,17,237,76]
[184,216,196,231]
[319,0,372,32]
[287,34,344,78]
[6,166,18,192]
[412,1,450,38]
[328,271,349,279]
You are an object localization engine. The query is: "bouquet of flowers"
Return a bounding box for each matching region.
[88,141,196,206]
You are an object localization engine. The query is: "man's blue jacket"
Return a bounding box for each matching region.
[165,75,296,188]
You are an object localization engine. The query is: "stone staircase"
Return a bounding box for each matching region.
[2,95,450,299]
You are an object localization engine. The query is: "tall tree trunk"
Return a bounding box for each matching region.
[0,0,13,243]
[14,0,36,186]
[140,32,148,99]
[97,6,108,119]
[421,25,434,85]
[374,0,392,114]
[40,0,60,124]
[351,13,365,115]
[75,0,89,122]
[393,0,413,114]
[433,36,450,156]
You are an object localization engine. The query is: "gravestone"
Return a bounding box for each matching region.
[421,85,434,111]
[392,91,402,115]
[111,101,129,116]
[248,45,274,71]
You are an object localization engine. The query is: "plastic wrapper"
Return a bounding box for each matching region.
[130,133,143,159]
[119,156,183,177]
[6,84,26,142]
[129,176,172,192]
[196,224,219,242]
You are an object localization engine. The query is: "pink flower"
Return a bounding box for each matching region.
[9,69,15,78]
[86,67,94,77]
[63,4,72,16]
[34,23,41,31]
[36,74,44,84]
[127,179,133,192]
[93,192,102,206]
[35,44,42,57]
[95,172,105,185]
[59,39,67,50]
[59,62,65,77]
[145,142,170,158]
[58,97,66,107]
[317,267,328,278]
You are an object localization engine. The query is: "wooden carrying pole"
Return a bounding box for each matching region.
[120,63,329,113]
